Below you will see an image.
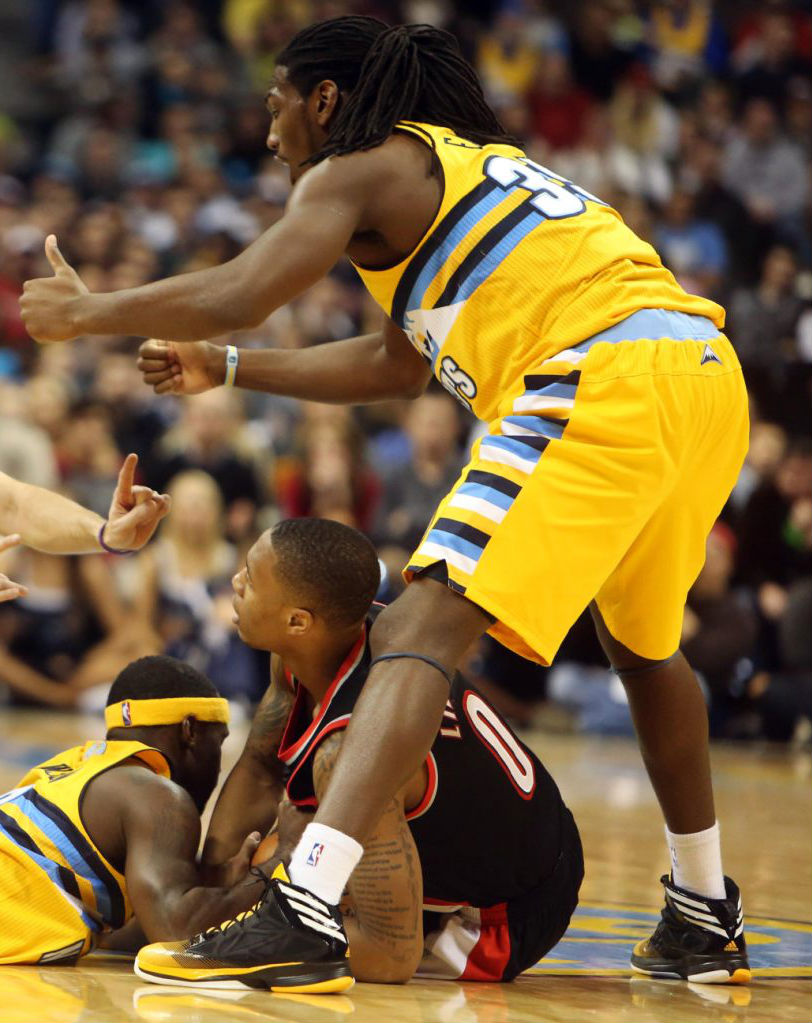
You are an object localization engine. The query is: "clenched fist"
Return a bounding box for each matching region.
[20,235,89,343]
[137,338,223,395]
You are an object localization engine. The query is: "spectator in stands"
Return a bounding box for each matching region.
[736,439,812,656]
[277,409,380,533]
[144,388,264,544]
[722,98,808,244]
[682,523,758,734]
[728,245,804,368]
[132,468,264,703]
[373,390,464,560]
[655,187,727,299]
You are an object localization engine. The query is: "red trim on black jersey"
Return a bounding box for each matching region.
[277,627,366,766]
[405,752,438,822]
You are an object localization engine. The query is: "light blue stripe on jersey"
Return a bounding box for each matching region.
[0,813,99,931]
[446,210,541,307]
[456,481,517,511]
[15,797,113,923]
[424,529,486,564]
[502,415,567,440]
[404,187,508,315]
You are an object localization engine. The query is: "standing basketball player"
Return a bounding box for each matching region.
[21,17,749,987]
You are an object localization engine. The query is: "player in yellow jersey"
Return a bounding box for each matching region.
[0,656,265,966]
[21,17,750,988]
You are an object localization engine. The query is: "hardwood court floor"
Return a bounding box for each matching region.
[0,709,809,1023]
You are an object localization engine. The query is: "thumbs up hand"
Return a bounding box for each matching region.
[20,234,90,343]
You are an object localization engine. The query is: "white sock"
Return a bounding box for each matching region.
[665,821,726,900]
[288,823,364,906]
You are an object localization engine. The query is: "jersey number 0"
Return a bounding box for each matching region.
[463,691,536,799]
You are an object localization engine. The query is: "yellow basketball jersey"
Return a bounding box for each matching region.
[0,739,169,964]
[352,121,725,422]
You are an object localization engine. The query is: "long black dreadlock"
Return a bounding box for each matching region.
[276,16,516,164]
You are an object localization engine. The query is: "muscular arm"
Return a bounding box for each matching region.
[115,768,263,941]
[35,156,375,342]
[202,659,294,872]
[313,734,423,984]
[141,315,430,405]
[217,319,430,403]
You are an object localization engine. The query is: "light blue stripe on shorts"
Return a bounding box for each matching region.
[575,309,722,354]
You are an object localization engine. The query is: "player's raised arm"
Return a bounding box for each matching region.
[312,734,423,984]
[21,154,367,344]
[0,455,169,559]
[201,659,294,875]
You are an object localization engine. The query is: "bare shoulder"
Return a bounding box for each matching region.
[87,761,196,820]
[288,134,431,211]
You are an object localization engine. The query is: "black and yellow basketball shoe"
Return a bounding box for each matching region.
[631,875,750,984]
[134,865,354,993]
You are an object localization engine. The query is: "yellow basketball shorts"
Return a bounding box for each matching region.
[405,309,749,664]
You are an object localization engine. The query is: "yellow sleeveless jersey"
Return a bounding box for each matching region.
[0,740,169,964]
[352,121,725,422]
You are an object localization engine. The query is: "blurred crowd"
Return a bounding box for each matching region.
[0,0,810,741]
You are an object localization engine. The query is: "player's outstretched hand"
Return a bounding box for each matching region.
[0,534,26,602]
[102,453,171,552]
[20,235,89,343]
[137,338,219,396]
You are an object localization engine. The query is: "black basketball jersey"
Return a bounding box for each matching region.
[278,612,572,908]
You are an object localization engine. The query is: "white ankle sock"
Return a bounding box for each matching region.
[665,821,726,900]
[288,823,364,905]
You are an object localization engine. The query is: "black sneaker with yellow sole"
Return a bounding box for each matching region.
[631,875,750,984]
[134,864,354,993]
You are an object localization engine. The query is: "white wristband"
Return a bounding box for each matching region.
[224,345,239,388]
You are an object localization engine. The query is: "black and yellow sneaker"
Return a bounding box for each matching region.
[631,875,750,984]
[134,864,354,993]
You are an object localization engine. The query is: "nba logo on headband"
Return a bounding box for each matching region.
[122,700,132,726]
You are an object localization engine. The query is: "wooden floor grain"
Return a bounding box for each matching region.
[1,709,809,1023]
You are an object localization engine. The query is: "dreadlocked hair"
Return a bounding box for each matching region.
[276,16,516,165]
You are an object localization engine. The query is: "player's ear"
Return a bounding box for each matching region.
[287,607,314,635]
[313,80,340,126]
[180,715,197,747]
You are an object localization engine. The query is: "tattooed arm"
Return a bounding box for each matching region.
[202,656,294,873]
[313,734,423,984]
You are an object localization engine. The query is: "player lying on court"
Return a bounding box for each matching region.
[0,656,265,965]
[0,453,170,602]
[22,17,750,987]
[134,519,583,990]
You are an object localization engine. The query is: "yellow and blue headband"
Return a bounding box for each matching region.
[104,697,229,730]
